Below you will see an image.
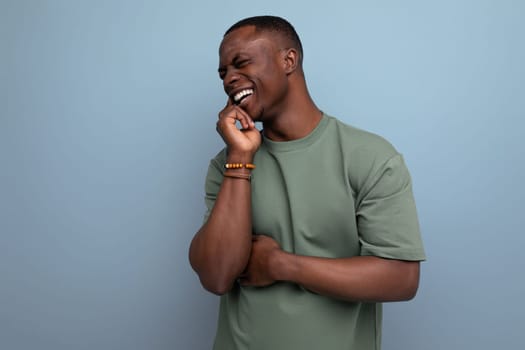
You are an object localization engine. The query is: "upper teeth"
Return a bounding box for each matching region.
[233,89,253,103]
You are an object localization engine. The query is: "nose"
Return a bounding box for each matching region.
[223,68,240,88]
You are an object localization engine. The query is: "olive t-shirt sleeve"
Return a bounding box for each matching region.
[203,151,226,223]
[356,153,426,261]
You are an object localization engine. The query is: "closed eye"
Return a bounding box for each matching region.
[218,70,225,80]
[237,60,248,67]
[234,58,250,68]
[217,57,251,80]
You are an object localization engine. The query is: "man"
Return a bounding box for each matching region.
[189,15,425,350]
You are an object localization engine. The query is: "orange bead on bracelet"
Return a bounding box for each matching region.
[224,163,256,170]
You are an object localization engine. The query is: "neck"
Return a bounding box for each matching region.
[262,82,322,142]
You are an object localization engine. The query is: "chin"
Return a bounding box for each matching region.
[242,106,263,122]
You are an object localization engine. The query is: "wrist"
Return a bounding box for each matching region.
[224,155,256,176]
[270,250,298,282]
[226,150,255,164]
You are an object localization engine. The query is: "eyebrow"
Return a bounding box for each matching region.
[218,54,244,72]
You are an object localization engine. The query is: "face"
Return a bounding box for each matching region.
[218,26,289,121]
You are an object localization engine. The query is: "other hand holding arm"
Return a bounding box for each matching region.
[241,235,420,302]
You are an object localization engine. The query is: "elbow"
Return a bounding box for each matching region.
[190,257,237,295]
[200,276,234,295]
[189,244,230,295]
[381,260,420,302]
[397,262,421,301]
[400,281,419,301]
[388,280,419,302]
[189,257,239,295]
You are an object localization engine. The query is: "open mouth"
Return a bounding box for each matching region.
[233,89,254,105]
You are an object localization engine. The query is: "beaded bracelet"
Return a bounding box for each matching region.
[223,171,251,181]
[224,163,256,170]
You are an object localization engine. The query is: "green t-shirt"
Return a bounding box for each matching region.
[203,114,426,350]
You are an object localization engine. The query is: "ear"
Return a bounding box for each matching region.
[282,48,299,74]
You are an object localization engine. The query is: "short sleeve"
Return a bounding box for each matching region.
[202,150,226,223]
[356,154,426,261]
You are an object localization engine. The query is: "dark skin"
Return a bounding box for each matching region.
[189,25,420,300]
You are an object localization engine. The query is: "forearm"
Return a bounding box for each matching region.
[190,93,261,294]
[273,253,420,302]
[189,165,253,294]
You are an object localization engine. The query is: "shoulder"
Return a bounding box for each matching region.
[325,114,399,161]
[324,114,410,197]
[209,148,228,168]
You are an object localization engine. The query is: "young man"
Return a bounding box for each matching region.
[189,16,425,350]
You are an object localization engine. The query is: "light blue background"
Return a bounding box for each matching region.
[1,1,524,349]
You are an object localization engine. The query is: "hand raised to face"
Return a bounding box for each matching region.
[216,98,261,159]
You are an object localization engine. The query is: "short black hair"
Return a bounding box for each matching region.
[224,15,303,64]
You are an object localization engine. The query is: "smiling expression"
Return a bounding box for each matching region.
[218,26,291,122]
